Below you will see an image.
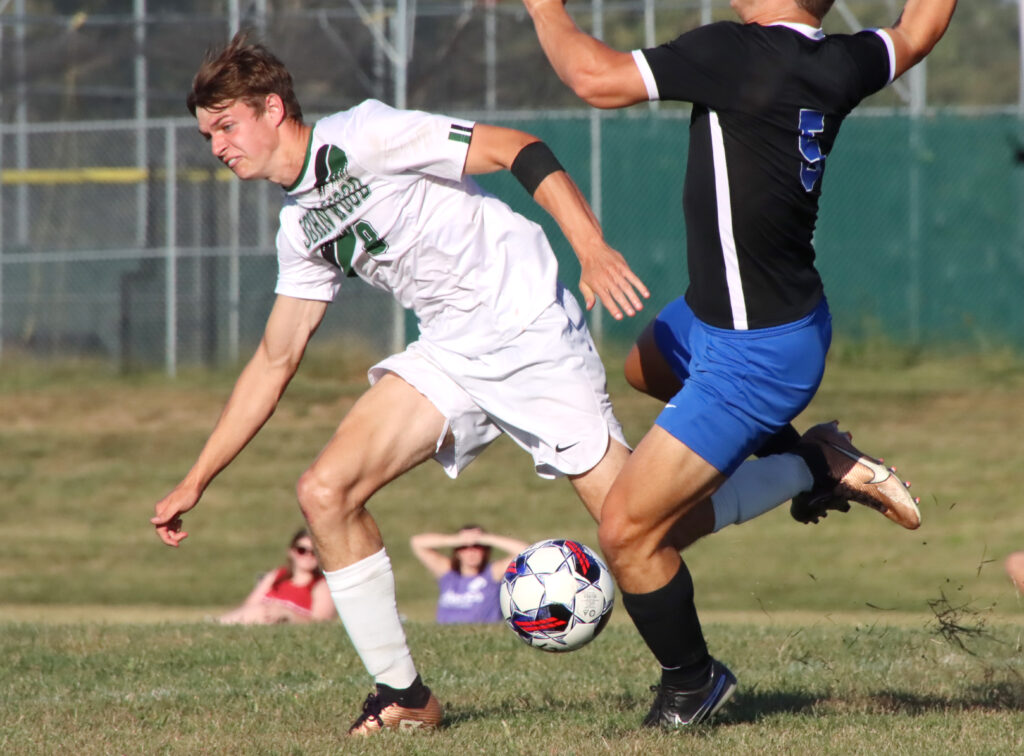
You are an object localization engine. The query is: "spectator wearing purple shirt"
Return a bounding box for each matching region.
[411,525,529,624]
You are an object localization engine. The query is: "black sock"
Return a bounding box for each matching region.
[754,424,800,457]
[376,675,430,708]
[793,441,832,489]
[620,561,711,690]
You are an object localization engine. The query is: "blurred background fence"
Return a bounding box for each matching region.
[2,0,1023,372]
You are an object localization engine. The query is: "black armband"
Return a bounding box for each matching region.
[510,141,564,196]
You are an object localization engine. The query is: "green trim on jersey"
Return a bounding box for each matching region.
[448,123,473,144]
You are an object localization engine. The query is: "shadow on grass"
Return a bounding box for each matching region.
[719,689,822,723]
[443,680,1024,730]
[868,680,1024,714]
[723,680,1024,724]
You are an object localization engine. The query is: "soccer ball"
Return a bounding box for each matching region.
[499,538,615,652]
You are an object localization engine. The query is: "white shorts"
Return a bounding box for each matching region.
[369,285,627,479]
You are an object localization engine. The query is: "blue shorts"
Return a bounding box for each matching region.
[653,296,832,476]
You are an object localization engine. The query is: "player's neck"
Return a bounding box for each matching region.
[272,120,313,188]
[738,0,820,28]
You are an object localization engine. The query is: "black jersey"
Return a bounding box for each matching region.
[636,22,893,330]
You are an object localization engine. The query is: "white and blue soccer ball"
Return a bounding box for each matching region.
[499,538,615,652]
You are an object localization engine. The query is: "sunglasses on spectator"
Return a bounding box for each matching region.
[293,544,315,556]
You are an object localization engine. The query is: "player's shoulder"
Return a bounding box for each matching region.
[821,27,891,51]
[316,100,384,133]
[669,19,744,46]
[310,101,392,165]
[820,28,894,84]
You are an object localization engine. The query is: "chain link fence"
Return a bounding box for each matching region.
[2,1,1022,370]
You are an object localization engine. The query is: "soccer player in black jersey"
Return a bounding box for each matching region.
[524,0,956,731]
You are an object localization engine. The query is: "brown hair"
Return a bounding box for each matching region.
[449,524,492,575]
[187,30,303,123]
[796,0,835,19]
[279,527,318,582]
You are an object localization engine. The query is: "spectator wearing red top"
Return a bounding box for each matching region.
[219,528,335,624]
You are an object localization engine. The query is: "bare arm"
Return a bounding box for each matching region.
[478,533,531,581]
[150,294,328,546]
[216,570,277,624]
[410,533,462,578]
[239,570,278,607]
[464,123,648,319]
[308,580,337,622]
[523,0,648,108]
[886,0,957,80]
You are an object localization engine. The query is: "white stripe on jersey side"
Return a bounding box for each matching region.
[631,50,660,101]
[708,110,748,331]
[872,29,897,83]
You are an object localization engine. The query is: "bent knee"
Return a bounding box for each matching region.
[296,468,360,523]
[597,503,645,563]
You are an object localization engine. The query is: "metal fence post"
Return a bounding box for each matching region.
[0,19,4,361]
[229,165,241,364]
[908,62,926,346]
[589,0,604,345]
[165,124,178,377]
[390,0,409,354]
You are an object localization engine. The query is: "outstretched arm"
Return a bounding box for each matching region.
[522,0,647,108]
[477,532,531,581]
[465,123,649,319]
[886,0,957,80]
[410,533,462,578]
[150,294,328,546]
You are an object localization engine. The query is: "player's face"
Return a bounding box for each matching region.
[196,99,280,180]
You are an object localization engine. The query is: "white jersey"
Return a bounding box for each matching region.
[275,99,560,356]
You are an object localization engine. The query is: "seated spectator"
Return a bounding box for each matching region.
[218,528,335,624]
[411,525,529,624]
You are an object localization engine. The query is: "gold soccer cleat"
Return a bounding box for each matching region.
[799,421,921,530]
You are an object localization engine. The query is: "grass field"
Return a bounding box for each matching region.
[2,341,1024,752]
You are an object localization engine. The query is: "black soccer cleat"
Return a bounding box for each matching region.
[641,658,737,729]
[790,489,852,524]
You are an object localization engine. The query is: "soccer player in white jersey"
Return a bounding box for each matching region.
[150,31,653,737]
[523,0,955,730]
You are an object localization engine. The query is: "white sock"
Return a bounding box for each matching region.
[711,454,814,533]
[323,548,418,690]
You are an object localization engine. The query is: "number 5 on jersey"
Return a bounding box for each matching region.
[798,109,826,193]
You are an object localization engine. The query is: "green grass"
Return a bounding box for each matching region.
[1,341,1022,617]
[1,621,1022,754]
[2,341,1024,751]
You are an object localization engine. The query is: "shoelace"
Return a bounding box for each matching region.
[350,693,385,730]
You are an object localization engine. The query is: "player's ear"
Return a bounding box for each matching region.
[264,93,286,127]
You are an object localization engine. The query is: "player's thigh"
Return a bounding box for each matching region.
[370,345,503,478]
[307,373,447,501]
[601,425,725,547]
[569,438,631,523]
[624,317,683,401]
